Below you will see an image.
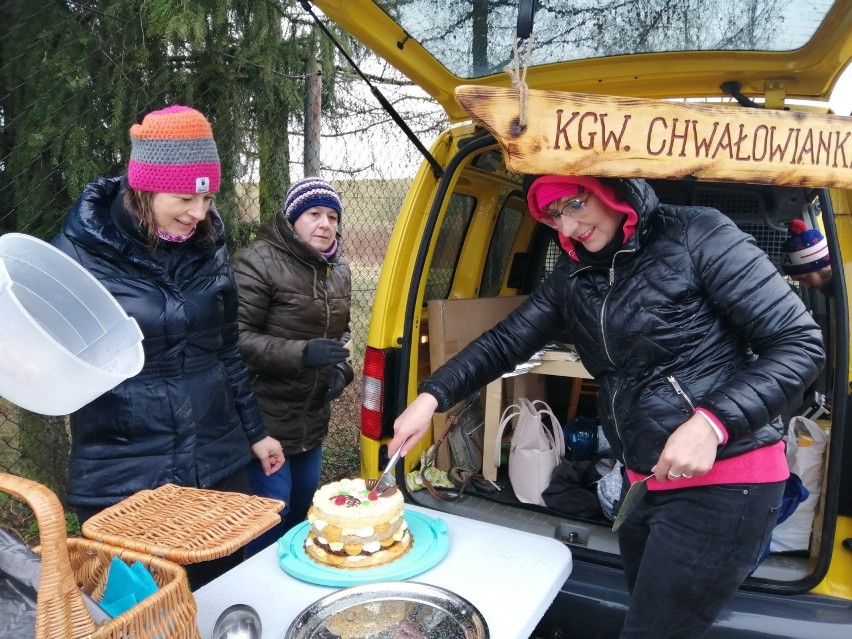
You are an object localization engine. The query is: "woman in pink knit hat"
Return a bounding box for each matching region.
[52,105,284,589]
[390,174,825,638]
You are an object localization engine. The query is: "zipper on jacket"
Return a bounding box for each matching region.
[301,261,333,447]
[600,249,634,451]
[667,375,696,412]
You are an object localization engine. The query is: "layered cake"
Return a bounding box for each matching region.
[304,478,413,568]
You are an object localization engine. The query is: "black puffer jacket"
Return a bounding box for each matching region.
[420,178,825,473]
[232,212,353,454]
[52,177,267,508]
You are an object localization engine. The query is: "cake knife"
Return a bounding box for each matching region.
[374,440,407,492]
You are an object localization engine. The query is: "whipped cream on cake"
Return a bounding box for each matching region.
[304,478,413,568]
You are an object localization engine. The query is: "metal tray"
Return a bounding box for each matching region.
[285,581,489,639]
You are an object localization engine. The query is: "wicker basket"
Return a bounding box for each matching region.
[1,472,199,639]
[81,483,285,564]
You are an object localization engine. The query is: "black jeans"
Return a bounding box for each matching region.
[618,481,784,639]
[74,469,252,591]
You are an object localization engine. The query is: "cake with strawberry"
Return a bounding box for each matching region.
[304,477,413,568]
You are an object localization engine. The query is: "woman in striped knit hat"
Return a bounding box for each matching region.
[232,176,353,557]
[52,105,284,588]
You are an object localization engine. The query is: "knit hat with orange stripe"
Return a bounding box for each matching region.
[127,105,221,195]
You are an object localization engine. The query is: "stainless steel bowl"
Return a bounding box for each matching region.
[285,581,489,639]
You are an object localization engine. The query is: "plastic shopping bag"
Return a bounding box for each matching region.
[770,416,829,552]
[0,529,39,639]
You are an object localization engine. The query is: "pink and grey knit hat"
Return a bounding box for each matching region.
[127,105,221,195]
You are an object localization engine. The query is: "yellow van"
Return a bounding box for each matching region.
[312,1,852,635]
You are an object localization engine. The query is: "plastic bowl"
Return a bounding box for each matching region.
[0,233,144,415]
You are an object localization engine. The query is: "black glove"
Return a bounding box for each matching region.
[303,338,349,367]
[323,368,347,403]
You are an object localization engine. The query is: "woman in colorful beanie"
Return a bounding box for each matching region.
[232,176,353,557]
[389,175,824,638]
[781,219,834,294]
[52,106,284,587]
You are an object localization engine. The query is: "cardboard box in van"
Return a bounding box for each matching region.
[427,295,527,467]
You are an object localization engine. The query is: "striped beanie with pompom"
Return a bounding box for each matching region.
[284,177,342,224]
[127,105,221,195]
[780,219,830,276]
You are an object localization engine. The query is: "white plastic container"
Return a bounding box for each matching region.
[0,233,144,415]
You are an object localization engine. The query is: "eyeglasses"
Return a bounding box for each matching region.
[542,192,591,226]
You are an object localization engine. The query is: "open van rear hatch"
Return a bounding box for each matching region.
[312,0,852,121]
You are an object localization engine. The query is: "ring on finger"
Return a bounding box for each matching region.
[667,470,681,479]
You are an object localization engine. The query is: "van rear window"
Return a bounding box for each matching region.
[481,201,524,297]
[424,193,476,302]
[375,0,836,79]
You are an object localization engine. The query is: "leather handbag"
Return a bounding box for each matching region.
[419,394,487,501]
[447,399,485,474]
[493,398,566,506]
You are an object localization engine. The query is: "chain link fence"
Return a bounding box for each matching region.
[0,1,446,538]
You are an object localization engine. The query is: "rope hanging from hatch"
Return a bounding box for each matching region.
[505,34,534,133]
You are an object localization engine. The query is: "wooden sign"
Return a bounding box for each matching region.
[454,86,852,189]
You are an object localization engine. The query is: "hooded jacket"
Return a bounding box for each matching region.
[232,212,353,454]
[420,178,825,473]
[51,176,267,508]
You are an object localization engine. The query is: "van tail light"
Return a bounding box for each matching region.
[361,346,385,440]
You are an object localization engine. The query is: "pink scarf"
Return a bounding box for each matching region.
[157,226,197,243]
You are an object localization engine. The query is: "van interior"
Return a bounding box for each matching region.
[405,133,840,589]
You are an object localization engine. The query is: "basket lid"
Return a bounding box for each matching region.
[81,484,285,564]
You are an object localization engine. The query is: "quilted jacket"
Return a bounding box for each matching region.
[232,212,353,454]
[420,178,825,473]
[52,176,267,508]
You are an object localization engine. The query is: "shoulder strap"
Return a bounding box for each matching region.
[421,471,460,501]
[530,399,566,458]
[493,403,521,467]
[433,411,460,451]
[435,394,479,449]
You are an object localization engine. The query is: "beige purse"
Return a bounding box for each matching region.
[493,398,566,506]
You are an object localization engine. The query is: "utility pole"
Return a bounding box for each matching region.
[304,55,322,177]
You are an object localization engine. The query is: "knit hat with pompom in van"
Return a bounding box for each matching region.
[780,219,830,276]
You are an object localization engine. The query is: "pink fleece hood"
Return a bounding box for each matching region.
[525,175,638,259]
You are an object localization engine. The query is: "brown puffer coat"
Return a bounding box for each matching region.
[232,213,353,454]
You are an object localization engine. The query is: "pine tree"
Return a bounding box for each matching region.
[0,0,352,500]
[0,0,348,243]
